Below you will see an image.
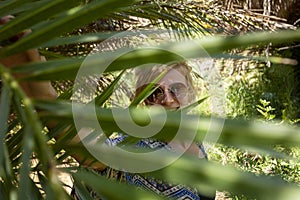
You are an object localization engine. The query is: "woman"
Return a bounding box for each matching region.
[71,63,214,200]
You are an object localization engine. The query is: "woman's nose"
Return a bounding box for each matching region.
[162,90,179,107]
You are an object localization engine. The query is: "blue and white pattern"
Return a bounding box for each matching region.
[106,133,209,200]
[125,173,201,200]
[72,133,213,200]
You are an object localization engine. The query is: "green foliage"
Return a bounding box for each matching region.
[0,0,300,200]
[257,99,276,121]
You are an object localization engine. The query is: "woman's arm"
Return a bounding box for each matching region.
[0,48,58,100]
[0,16,57,100]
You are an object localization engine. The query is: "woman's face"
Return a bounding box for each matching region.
[145,68,190,109]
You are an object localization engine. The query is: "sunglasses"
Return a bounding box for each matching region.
[145,83,188,104]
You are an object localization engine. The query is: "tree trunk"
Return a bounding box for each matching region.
[263,0,271,15]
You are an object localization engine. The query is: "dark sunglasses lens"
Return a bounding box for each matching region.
[169,83,188,99]
[145,83,188,104]
[147,87,164,103]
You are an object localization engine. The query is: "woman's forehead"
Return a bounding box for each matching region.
[158,68,187,85]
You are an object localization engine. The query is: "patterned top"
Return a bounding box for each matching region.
[72,133,214,200]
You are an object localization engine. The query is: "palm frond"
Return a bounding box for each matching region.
[0,0,299,199]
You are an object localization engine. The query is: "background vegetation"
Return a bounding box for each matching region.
[0,0,299,199]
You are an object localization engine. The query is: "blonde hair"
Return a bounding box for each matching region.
[135,62,195,104]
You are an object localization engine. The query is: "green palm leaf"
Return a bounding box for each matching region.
[0,0,299,199]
